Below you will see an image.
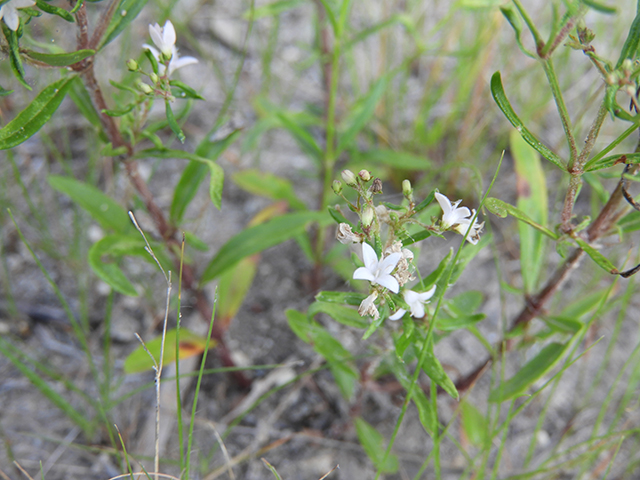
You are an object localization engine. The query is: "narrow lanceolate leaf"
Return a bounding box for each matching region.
[100,0,150,48]
[489,342,568,402]
[420,339,459,400]
[584,152,640,172]
[0,76,76,149]
[124,328,216,374]
[169,129,240,222]
[2,24,30,90]
[616,7,640,68]
[169,80,204,100]
[136,148,225,210]
[354,418,399,473]
[461,401,487,447]
[48,175,132,233]
[232,169,307,210]
[491,72,565,170]
[573,236,619,274]
[88,236,140,296]
[485,197,559,240]
[308,302,369,329]
[336,74,389,154]
[35,0,74,21]
[500,4,536,58]
[276,111,323,164]
[24,49,94,67]
[165,100,186,143]
[200,211,332,284]
[314,291,367,306]
[216,257,258,329]
[511,131,548,293]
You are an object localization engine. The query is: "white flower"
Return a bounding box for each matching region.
[385,241,414,287]
[453,210,484,245]
[144,20,198,76]
[0,0,35,31]
[353,242,401,293]
[358,291,379,320]
[435,192,471,229]
[389,286,437,320]
[435,192,483,244]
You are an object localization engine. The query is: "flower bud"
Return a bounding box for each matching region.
[361,206,375,227]
[126,59,139,71]
[402,179,413,199]
[341,169,357,186]
[137,82,154,95]
[622,58,633,74]
[149,72,159,84]
[332,180,343,195]
[369,178,383,194]
[358,169,371,182]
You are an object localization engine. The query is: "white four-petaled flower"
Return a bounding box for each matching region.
[353,242,401,293]
[0,0,35,31]
[389,286,437,320]
[435,191,483,244]
[144,20,198,77]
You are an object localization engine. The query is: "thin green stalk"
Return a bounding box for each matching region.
[511,0,544,49]
[431,381,441,479]
[176,238,185,472]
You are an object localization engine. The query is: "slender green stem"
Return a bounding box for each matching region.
[543,59,577,170]
[512,0,544,50]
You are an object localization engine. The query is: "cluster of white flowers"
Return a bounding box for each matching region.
[143,20,198,77]
[0,0,35,31]
[348,189,482,322]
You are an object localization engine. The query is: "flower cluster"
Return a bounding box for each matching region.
[333,170,483,324]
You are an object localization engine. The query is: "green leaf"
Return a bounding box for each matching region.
[413,189,436,213]
[0,84,14,96]
[276,111,323,163]
[201,211,331,284]
[485,197,559,239]
[100,0,150,48]
[619,210,640,233]
[48,175,131,233]
[541,315,582,334]
[217,257,258,324]
[124,328,216,374]
[584,152,640,172]
[354,418,399,473]
[420,339,458,400]
[314,291,366,306]
[23,48,94,67]
[437,291,486,331]
[580,0,616,14]
[337,75,389,154]
[88,235,139,296]
[165,100,186,143]
[169,80,204,100]
[461,401,487,446]
[102,104,135,117]
[261,459,284,480]
[491,72,565,170]
[308,302,369,329]
[232,169,307,210]
[616,7,640,68]
[35,0,74,21]
[573,236,619,273]
[2,24,30,90]
[511,131,548,293]
[489,342,568,402]
[500,4,536,58]
[169,130,240,223]
[136,148,225,210]
[0,76,77,149]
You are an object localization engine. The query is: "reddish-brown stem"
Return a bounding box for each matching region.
[75,4,249,387]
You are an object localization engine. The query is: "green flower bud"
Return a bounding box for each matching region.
[341,169,358,186]
[149,72,159,84]
[137,82,154,95]
[332,180,343,195]
[361,206,375,227]
[402,179,413,199]
[126,59,139,71]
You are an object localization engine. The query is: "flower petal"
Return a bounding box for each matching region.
[149,23,164,51]
[353,266,375,282]
[3,6,19,30]
[375,274,399,293]
[389,309,406,321]
[379,252,402,275]
[361,242,378,270]
[162,20,176,51]
[435,192,452,216]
